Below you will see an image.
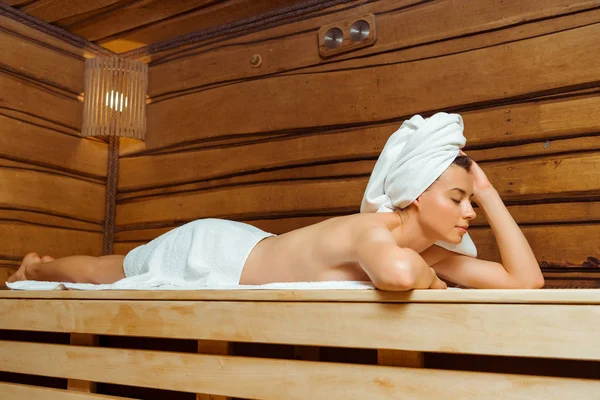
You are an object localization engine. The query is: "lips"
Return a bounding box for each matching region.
[456,226,468,232]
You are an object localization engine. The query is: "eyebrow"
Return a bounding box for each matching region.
[449,188,475,197]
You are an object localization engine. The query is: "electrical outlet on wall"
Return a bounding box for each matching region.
[318,13,377,58]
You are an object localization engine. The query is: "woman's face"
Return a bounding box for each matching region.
[417,165,477,244]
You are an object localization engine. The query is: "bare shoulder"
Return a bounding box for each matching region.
[332,213,395,243]
[299,213,395,261]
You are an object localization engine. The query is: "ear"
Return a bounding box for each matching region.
[411,197,422,211]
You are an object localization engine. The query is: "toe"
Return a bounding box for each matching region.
[41,255,54,263]
[22,252,41,265]
[7,270,19,283]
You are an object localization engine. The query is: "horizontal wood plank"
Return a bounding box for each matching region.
[469,224,600,265]
[454,94,600,147]
[146,0,600,68]
[0,109,82,138]
[0,29,85,93]
[542,278,600,289]
[148,0,600,97]
[112,242,141,256]
[116,152,600,227]
[281,7,600,82]
[0,158,104,186]
[484,152,599,199]
[2,289,599,303]
[119,92,600,189]
[113,202,600,242]
[0,71,82,131]
[0,382,134,399]
[472,202,600,227]
[1,209,102,232]
[0,116,107,178]
[117,134,599,200]
[0,267,16,287]
[138,0,403,63]
[1,166,105,223]
[121,146,600,206]
[145,23,600,150]
[0,301,599,360]
[0,223,103,259]
[51,1,145,29]
[19,0,123,24]
[116,178,366,227]
[0,15,90,59]
[67,0,238,42]
[2,341,599,399]
[93,0,335,53]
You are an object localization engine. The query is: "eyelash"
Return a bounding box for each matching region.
[452,199,461,204]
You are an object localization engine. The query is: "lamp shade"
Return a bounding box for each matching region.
[82,57,147,140]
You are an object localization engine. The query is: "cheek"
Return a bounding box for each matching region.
[427,197,457,224]
[434,197,455,215]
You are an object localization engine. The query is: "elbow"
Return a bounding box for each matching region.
[529,275,545,289]
[514,274,545,289]
[372,263,416,291]
[527,269,546,289]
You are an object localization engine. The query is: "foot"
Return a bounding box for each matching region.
[6,252,46,283]
[41,255,55,263]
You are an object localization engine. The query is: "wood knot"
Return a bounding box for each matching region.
[250,54,262,67]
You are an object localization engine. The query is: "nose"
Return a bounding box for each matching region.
[463,201,477,220]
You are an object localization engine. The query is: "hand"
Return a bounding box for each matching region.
[429,272,448,289]
[459,149,494,202]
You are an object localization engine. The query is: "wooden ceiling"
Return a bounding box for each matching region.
[3,0,303,53]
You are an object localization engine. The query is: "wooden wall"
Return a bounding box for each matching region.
[116,0,600,287]
[0,14,108,285]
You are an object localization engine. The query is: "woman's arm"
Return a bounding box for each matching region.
[432,151,545,289]
[354,227,447,290]
[475,187,544,287]
[429,188,545,289]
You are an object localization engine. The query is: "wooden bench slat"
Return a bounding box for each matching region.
[1,289,599,304]
[1,341,598,400]
[0,382,136,399]
[1,300,597,360]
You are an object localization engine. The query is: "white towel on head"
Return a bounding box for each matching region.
[360,112,477,257]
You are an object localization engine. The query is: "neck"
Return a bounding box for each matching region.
[387,209,437,253]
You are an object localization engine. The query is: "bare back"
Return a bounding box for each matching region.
[239,214,445,285]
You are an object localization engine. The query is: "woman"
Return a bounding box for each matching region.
[7,114,544,290]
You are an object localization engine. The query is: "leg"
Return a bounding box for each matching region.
[7,252,125,284]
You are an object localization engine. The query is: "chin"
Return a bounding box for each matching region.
[444,232,464,244]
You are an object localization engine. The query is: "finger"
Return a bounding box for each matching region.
[430,278,446,289]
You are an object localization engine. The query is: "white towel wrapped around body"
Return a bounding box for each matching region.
[117,218,276,286]
[360,112,477,257]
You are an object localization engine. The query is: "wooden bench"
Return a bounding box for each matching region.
[1,289,599,399]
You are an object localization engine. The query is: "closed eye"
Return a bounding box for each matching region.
[452,199,461,204]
